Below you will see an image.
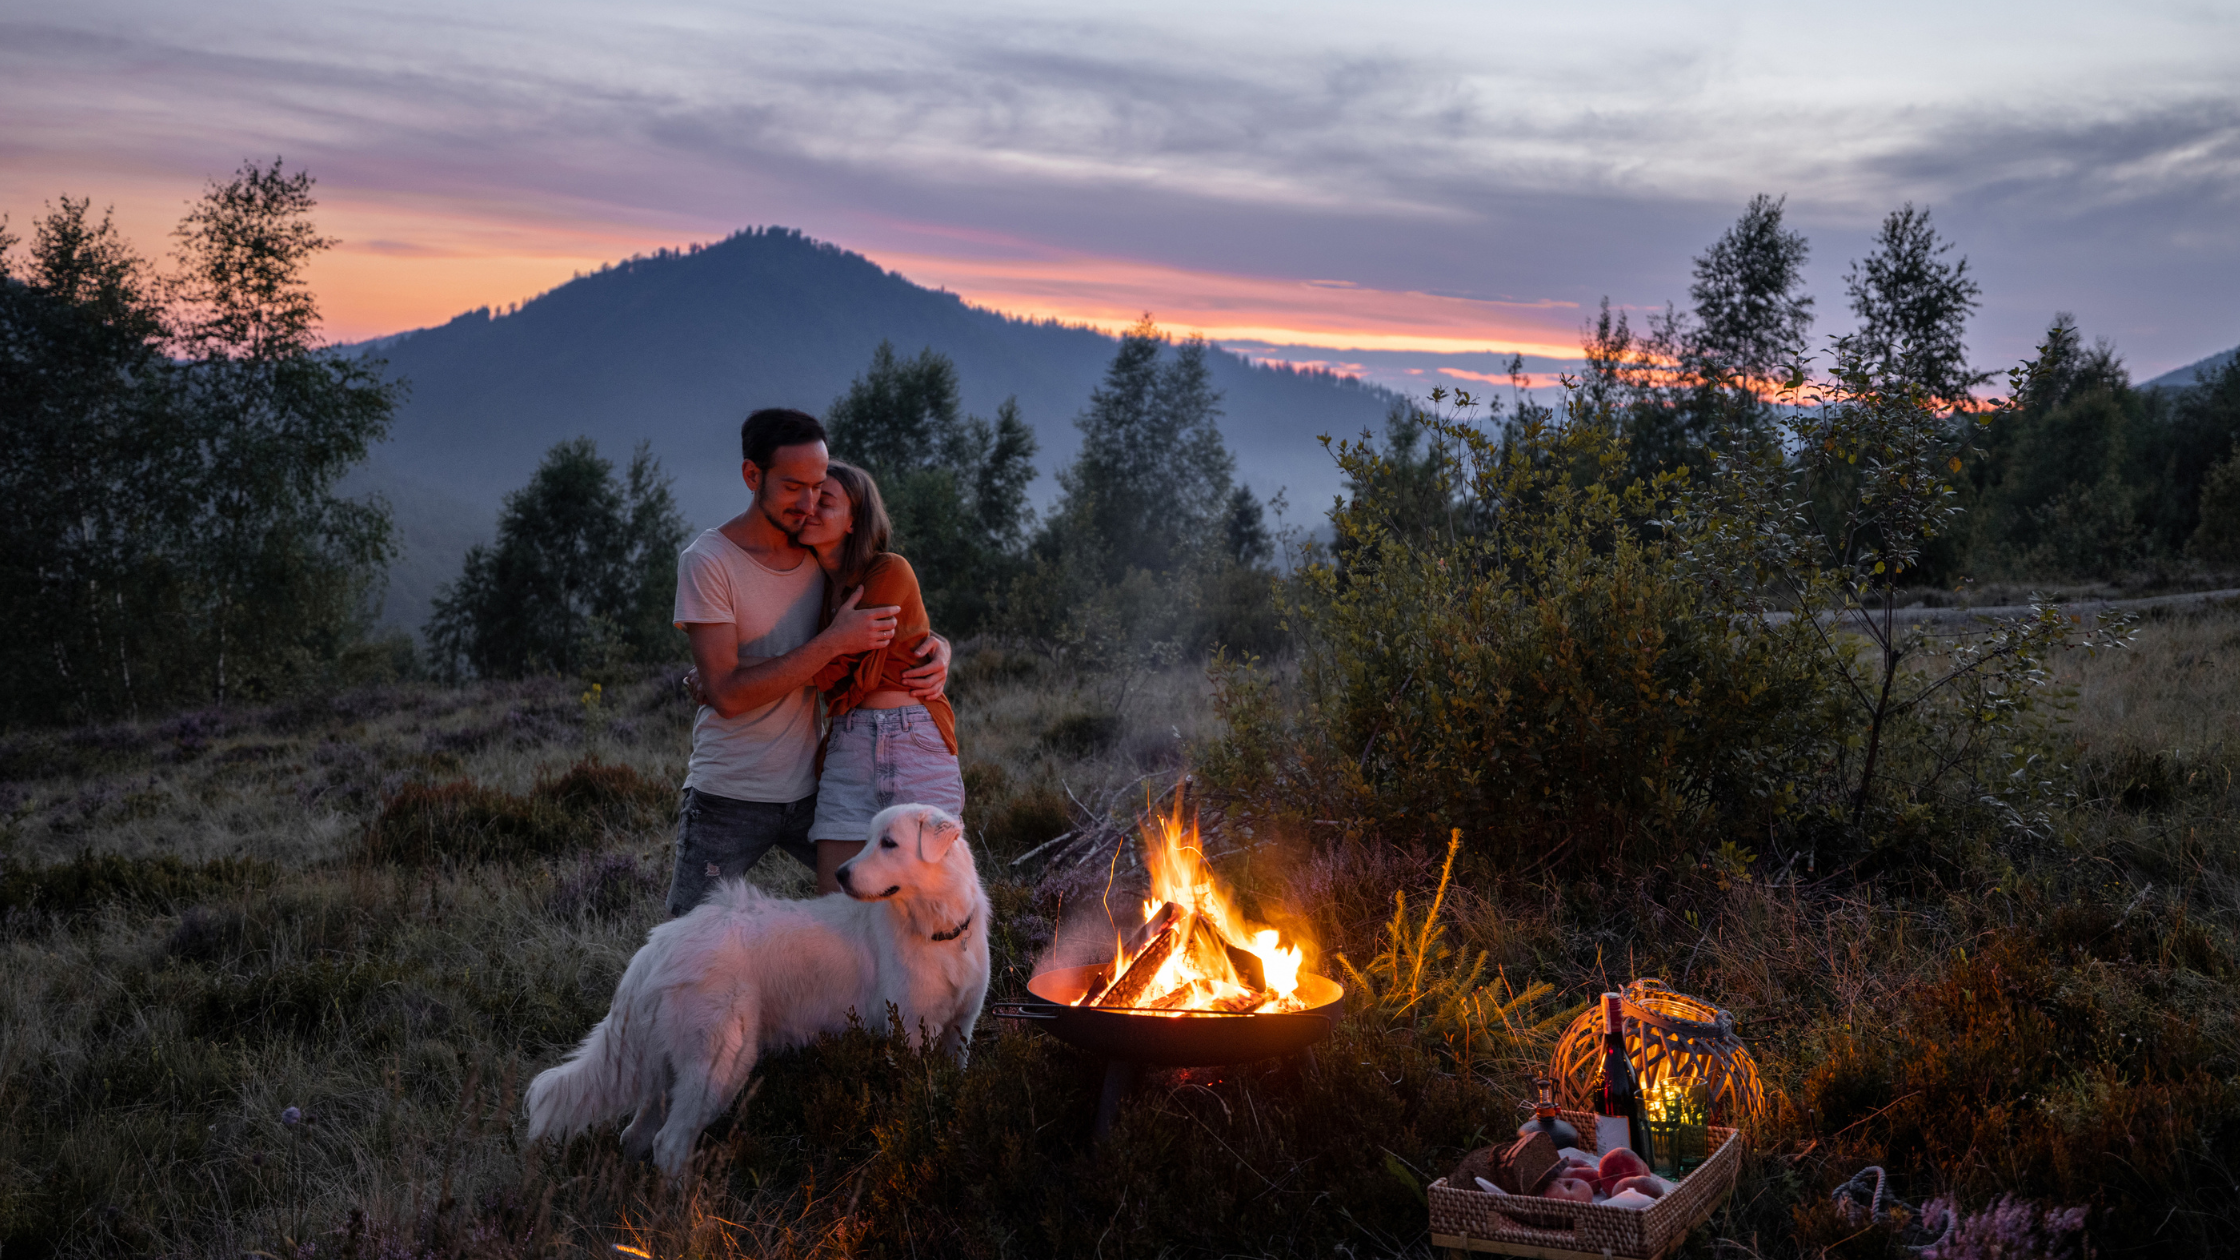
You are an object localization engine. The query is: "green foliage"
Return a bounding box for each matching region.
[1010,318,1282,663]
[2195,442,2240,563]
[0,163,398,724]
[1334,833,1572,1079]
[1690,193,1815,383]
[1210,340,2135,871]
[1843,203,1988,410]
[1970,316,2145,578]
[1044,317,1237,583]
[424,438,687,680]
[825,341,1038,634]
[1680,340,2130,833]
[1211,384,1833,864]
[1584,196,1814,481]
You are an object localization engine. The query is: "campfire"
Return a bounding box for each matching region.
[1073,796,1308,1017]
[997,788,1345,1137]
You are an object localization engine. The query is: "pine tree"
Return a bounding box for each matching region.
[1012,318,1278,653]
[1050,318,1238,582]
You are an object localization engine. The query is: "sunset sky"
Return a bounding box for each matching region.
[5,0,2237,394]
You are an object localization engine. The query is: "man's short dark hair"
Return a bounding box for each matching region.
[740,408,827,469]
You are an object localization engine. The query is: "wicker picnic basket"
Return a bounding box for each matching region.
[1428,1109,1740,1259]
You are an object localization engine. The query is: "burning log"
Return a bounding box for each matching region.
[1225,941,1267,991]
[1097,915,1184,1007]
[1125,901,1184,956]
[1185,915,1234,977]
[1078,966,1113,1006]
[1067,793,1313,1017]
[1080,902,1185,1006]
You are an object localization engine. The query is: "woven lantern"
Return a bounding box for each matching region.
[1551,978,1764,1126]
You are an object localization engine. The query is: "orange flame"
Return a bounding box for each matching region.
[1082,795,1307,1015]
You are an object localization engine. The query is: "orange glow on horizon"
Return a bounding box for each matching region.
[873,249,1585,360]
[2,166,1588,360]
[1436,366,1572,390]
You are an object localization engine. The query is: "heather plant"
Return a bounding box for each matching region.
[3,630,2239,1257]
[1918,1195,2091,1260]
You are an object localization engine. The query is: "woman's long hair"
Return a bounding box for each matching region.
[821,461,892,596]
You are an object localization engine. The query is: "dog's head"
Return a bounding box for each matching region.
[836,804,966,902]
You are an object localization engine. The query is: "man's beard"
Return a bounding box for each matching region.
[759,495,805,542]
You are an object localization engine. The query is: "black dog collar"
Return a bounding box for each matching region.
[930,913,973,943]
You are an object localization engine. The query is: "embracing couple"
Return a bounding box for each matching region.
[665,407,963,916]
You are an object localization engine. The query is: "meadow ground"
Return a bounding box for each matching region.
[4,598,2238,1258]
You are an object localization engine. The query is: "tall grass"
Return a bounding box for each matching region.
[4,604,2239,1257]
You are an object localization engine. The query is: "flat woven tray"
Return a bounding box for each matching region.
[1429,1109,1740,1260]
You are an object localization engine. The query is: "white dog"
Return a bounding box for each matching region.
[525,803,990,1176]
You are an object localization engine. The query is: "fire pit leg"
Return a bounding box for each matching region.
[1092,1059,1138,1144]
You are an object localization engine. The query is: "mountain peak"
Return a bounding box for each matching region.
[350,225,1394,631]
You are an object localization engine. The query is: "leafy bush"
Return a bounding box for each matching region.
[1210,343,2134,875]
[1209,390,1835,867]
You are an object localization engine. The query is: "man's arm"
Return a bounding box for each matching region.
[899,631,952,702]
[686,588,899,718]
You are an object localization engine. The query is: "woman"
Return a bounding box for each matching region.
[796,461,965,893]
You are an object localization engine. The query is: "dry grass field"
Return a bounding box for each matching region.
[4,598,2238,1258]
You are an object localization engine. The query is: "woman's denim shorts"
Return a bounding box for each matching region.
[809,705,965,843]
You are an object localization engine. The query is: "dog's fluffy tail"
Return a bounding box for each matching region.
[525,1012,637,1141]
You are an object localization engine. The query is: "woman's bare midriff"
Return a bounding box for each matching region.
[856,689,917,709]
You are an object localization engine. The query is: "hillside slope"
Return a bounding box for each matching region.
[2142,344,2238,391]
[349,228,1395,630]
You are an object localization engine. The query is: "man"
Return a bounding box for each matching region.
[666,407,949,916]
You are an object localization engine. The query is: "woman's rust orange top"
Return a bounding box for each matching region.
[812,553,958,755]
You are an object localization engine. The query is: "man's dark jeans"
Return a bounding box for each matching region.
[665,787,818,917]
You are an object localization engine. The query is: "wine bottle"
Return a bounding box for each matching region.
[1592,992,1653,1158]
[1517,1075,1581,1149]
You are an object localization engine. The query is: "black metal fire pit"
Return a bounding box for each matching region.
[994,965,1345,1140]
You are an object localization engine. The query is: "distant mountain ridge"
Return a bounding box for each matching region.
[345,227,1398,632]
[2142,345,2238,392]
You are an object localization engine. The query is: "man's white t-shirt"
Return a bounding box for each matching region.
[672,528,825,803]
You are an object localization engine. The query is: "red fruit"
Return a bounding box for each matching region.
[1597,1147,1650,1182]
[1612,1175,1666,1199]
